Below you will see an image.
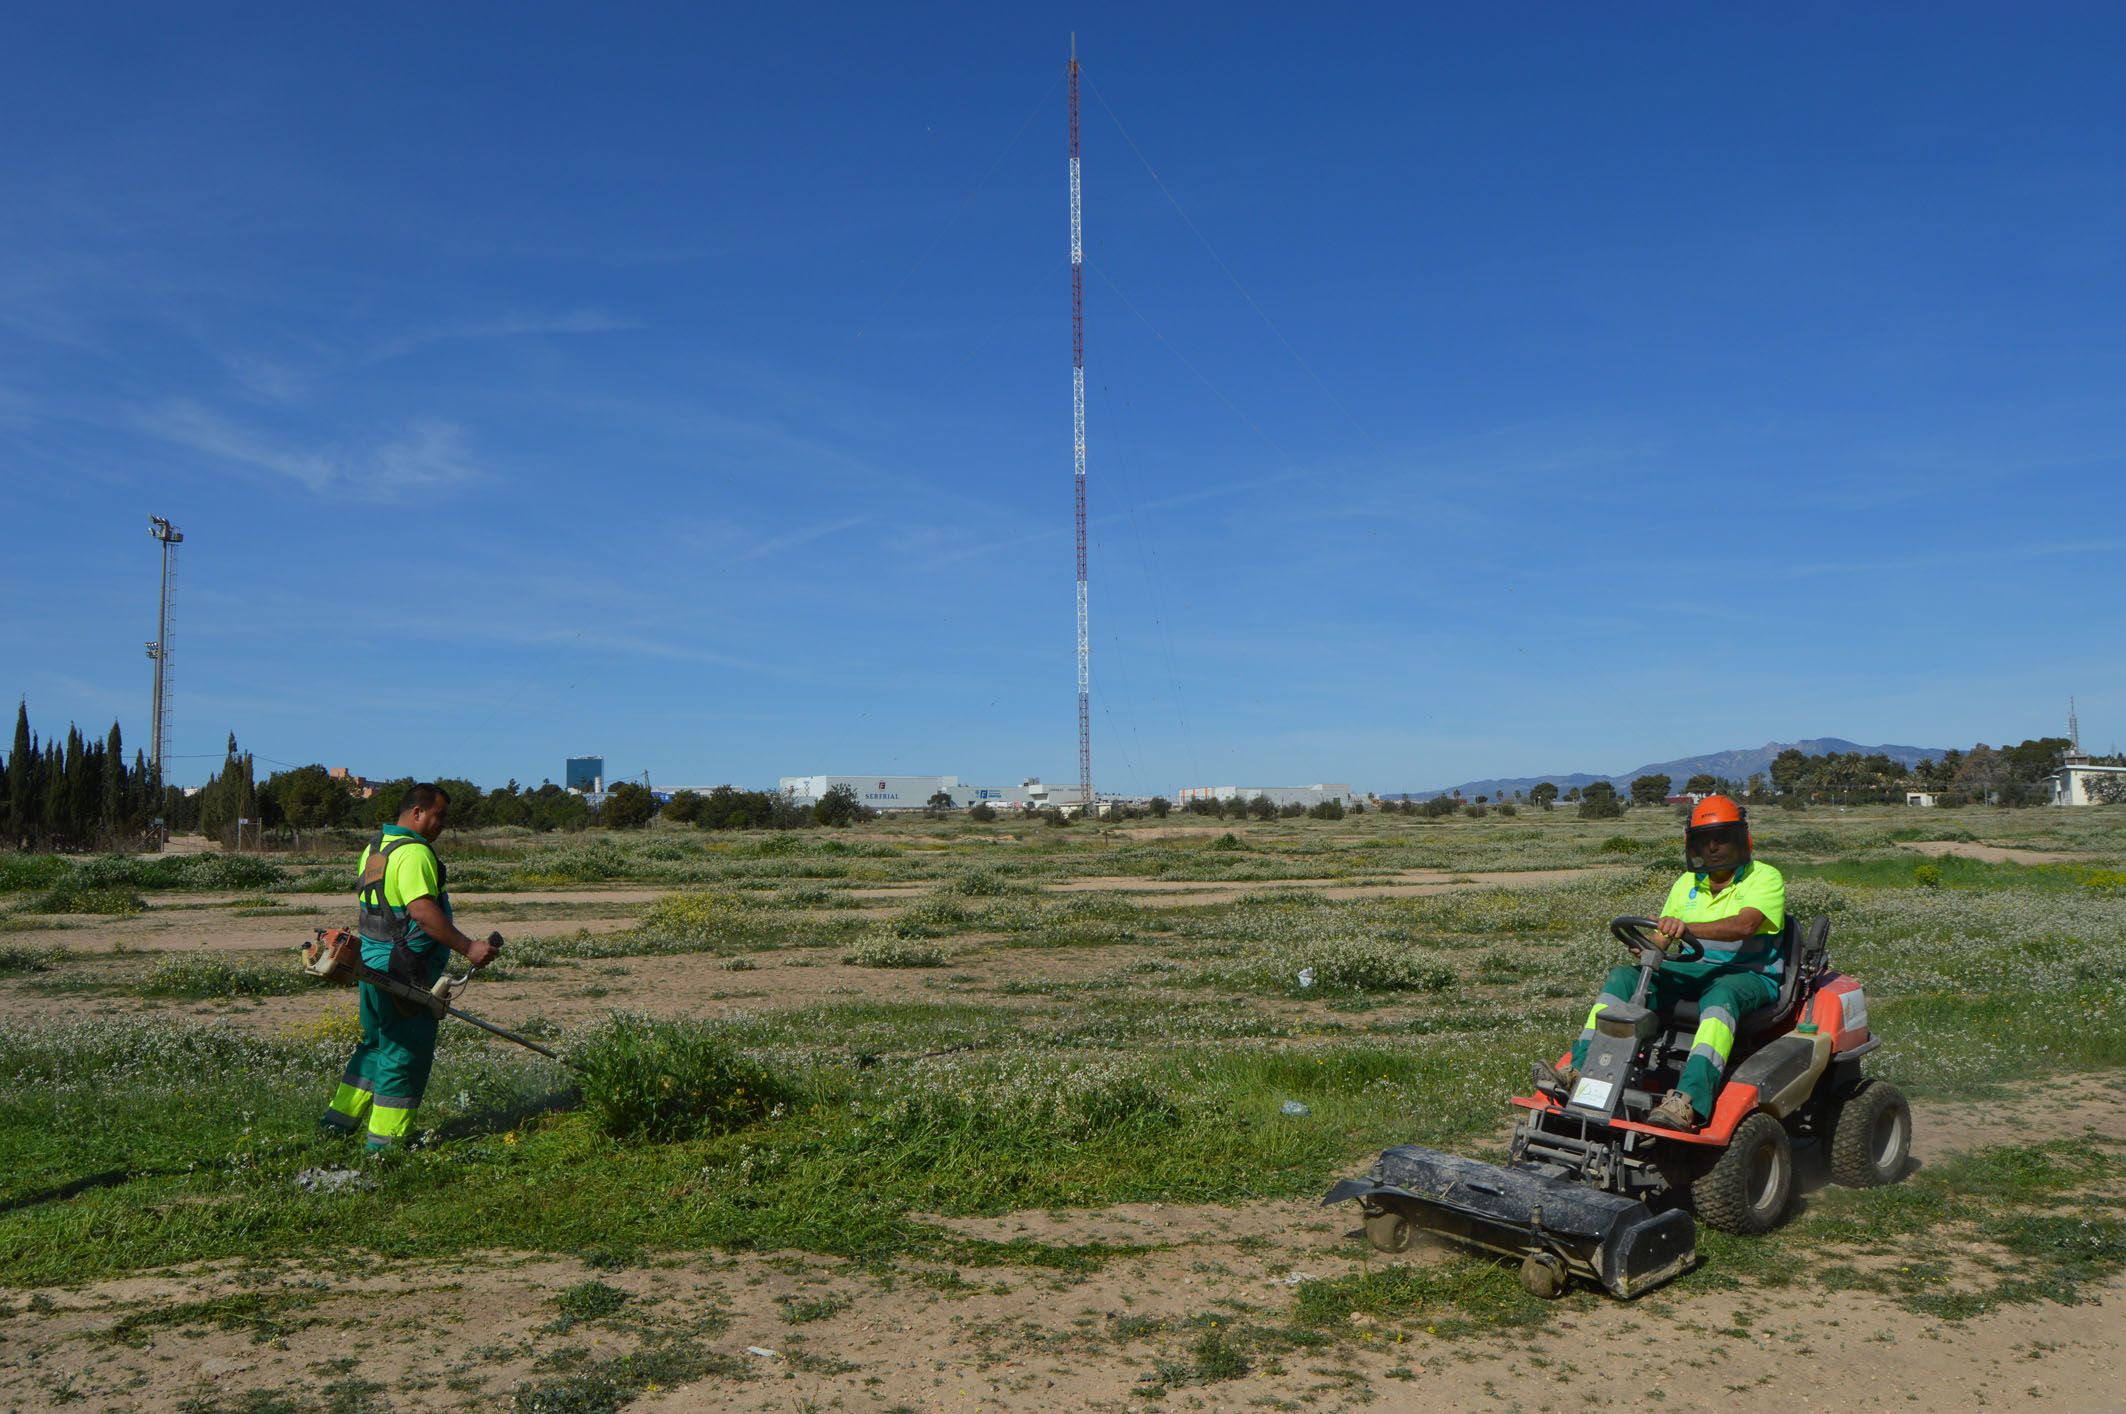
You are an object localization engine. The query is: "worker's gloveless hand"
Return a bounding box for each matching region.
[1656,915,1688,943]
[465,935,502,969]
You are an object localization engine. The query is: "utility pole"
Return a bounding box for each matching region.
[1068,35,1093,811]
[146,516,184,781]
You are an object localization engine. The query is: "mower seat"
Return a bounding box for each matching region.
[1665,917,1826,1040]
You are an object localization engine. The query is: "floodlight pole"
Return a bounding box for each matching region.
[146,516,183,780]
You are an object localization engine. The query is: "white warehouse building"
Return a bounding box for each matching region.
[1175,783,1368,809]
[778,775,1063,811]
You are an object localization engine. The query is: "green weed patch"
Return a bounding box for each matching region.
[106,1290,321,1347]
[140,953,304,999]
[842,934,946,968]
[30,881,145,914]
[0,943,63,974]
[569,1015,796,1142]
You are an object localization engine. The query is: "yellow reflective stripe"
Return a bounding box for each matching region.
[367,1102,417,1142]
[1690,1013,1737,1065]
[327,1082,373,1123]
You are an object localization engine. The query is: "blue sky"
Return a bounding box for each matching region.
[3,4,2121,793]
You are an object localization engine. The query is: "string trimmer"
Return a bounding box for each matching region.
[299,927,561,1060]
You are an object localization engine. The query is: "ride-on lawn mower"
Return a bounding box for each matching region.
[1324,915,1911,1298]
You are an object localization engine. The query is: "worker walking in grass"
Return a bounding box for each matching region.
[322,783,501,1150]
[1538,795,1786,1130]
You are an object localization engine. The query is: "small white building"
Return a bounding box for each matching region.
[1176,783,1367,809]
[2048,757,2126,806]
[1905,791,1938,808]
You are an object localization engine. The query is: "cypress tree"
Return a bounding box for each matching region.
[5,701,29,849]
[67,726,97,844]
[131,748,152,832]
[42,740,66,848]
[103,723,126,833]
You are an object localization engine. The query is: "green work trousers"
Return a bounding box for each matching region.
[322,941,444,1150]
[1569,965,1779,1121]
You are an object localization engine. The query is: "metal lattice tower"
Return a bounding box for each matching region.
[146,516,183,779]
[1068,37,1093,808]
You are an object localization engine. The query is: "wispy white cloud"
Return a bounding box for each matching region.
[138,399,480,498]
[368,309,640,363]
[732,515,871,564]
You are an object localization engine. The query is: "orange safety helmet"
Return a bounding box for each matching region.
[1684,794,1751,872]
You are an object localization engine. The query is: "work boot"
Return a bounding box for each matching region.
[1531,1059,1578,1097]
[1645,1091,1699,1131]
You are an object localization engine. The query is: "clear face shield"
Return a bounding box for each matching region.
[1684,821,1749,873]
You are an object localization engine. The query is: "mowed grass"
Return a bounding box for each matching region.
[3,804,2124,1327]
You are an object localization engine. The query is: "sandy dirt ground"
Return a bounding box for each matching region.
[1894,841,2099,866]
[3,1084,2120,1412]
[0,932,1465,1038]
[7,858,2123,1410]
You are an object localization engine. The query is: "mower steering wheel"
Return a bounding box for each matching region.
[1611,916,1705,964]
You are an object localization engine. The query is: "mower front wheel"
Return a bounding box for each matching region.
[1519,1251,1569,1299]
[1692,1112,1793,1234]
[1829,1080,1911,1187]
[1363,1206,1414,1253]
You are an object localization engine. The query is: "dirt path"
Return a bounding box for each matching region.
[1896,840,2097,866]
[4,1086,2120,1411]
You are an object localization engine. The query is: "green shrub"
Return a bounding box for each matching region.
[74,854,285,892]
[1272,937,1452,993]
[1191,1327,1249,1382]
[1599,836,1643,855]
[0,943,63,974]
[568,1014,792,1142]
[944,869,1018,898]
[140,953,304,999]
[1914,863,1944,889]
[0,855,71,892]
[1210,833,1245,852]
[30,881,145,915]
[553,1279,628,1324]
[842,935,947,968]
[633,890,763,953]
[889,895,971,937]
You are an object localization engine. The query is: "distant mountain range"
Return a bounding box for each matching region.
[1403,739,1951,802]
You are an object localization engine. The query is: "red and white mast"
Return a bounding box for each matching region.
[1069,36,1093,808]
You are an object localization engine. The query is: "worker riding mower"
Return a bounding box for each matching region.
[1324,915,1910,1299]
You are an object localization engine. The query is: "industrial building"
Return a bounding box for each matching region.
[778,775,1067,812]
[565,756,605,793]
[2049,756,2126,806]
[1176,783,1370,809]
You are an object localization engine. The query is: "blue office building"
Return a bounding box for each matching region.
[565,756,605,792]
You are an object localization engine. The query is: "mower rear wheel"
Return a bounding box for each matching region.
[1519,1252,1569,1299]
[1692,1112,1793,1234]
[1829,1080,1911,1187]
[1364,1207,1414,1254]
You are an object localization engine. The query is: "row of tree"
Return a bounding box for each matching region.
[11,694,2114,854]
[1412,737,2107,816]
[2,703,162,851]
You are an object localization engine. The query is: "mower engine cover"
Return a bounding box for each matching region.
[300,927,362,985]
